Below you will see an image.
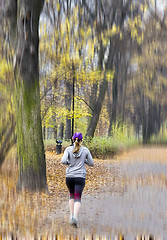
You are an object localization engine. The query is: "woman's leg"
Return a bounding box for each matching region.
[66,178,75,219]
[69,199,74,218]
[74,201,81,220]
[73,178,85,221]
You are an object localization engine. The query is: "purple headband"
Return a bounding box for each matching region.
[72,132,83,141]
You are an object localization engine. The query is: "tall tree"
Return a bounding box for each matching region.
[84,0,144,138]
[5,0,47,190]
[129,7,167,143]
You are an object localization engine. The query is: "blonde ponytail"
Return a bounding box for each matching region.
[72,138,82,153]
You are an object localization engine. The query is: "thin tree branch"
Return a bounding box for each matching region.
[40,69,72,101]
[76,96,95,113]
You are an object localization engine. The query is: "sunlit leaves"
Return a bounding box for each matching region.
[106,70,114,82]
[0,59,13,90]
[39,4,108,132]
[0,59,10,79]
[0,56,14,135]
[56,2,60,12]
[128,16,144,45]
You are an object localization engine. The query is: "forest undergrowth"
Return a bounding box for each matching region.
[45,132,139,159]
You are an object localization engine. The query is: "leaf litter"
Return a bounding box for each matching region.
[0,149,113,238]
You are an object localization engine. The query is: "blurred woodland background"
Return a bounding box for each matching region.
[0,0,167,190]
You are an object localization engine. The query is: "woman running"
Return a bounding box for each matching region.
[61,132,94,227]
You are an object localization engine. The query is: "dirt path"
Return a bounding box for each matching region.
[1,147,167,239]
[47,147,167,239]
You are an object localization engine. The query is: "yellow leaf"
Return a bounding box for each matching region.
[57,3,60,11]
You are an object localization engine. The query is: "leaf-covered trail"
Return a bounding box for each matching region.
[1,147,167,239]
[0,148,114,239]
[46,146,167,239]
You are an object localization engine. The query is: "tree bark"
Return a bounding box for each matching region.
[86,37,117,138]
[65,79,72,140]
[85,40,106,139]
[109,69,118,135]
[142,99,161,144]
[58,122,64,140]
[85,77,108,138]
[6,0,47,191]
[87,82,98,127]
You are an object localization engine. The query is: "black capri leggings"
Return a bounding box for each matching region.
[66,177,85,202]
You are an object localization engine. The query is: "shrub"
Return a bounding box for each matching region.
[44,124,139,158]
[84,124,139,158]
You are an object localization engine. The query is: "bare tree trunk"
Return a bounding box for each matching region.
[6,0,47,191]
[86,36,118,138]
[58,122,64,140]
[142,99,161,144]
[87,82,98,126]
[85,40,106,138]
[65,79,72,140]
[85,77,108,138]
